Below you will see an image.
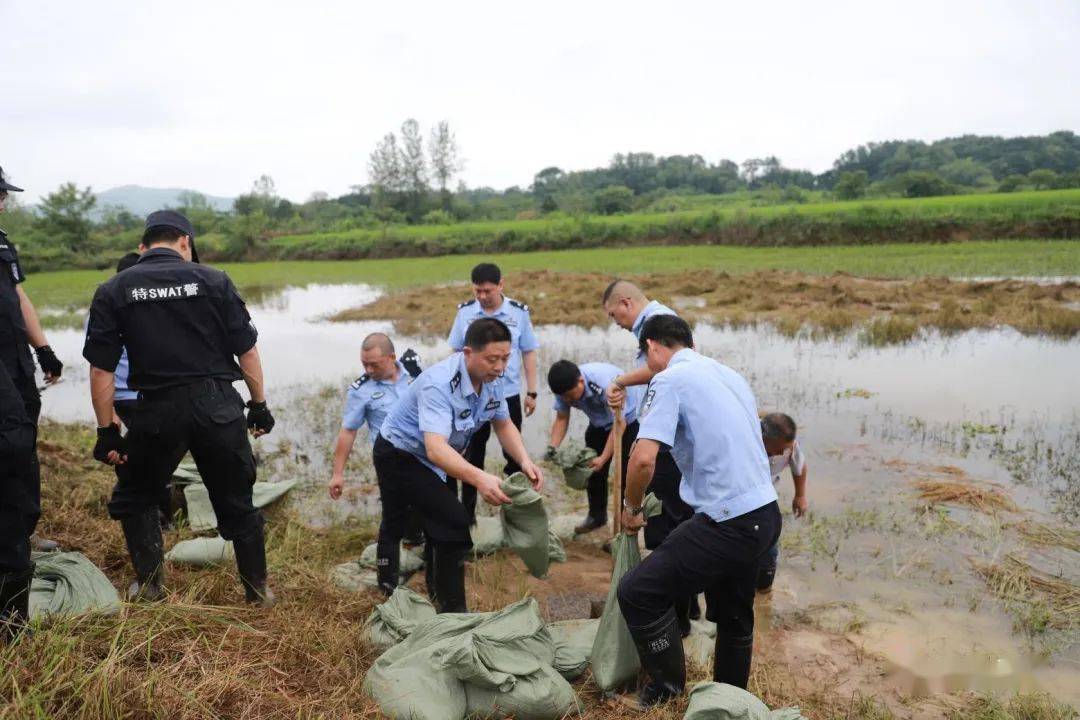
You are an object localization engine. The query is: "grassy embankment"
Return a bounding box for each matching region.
[261,189,1080,261]
[25,238,1080,321]
[2,423,1076,719]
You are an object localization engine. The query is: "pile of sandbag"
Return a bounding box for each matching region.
[330,542,427,594]
[548,440,597,491]
[29,551,121,619]
[363,590,583,720]
[184,477,297,533]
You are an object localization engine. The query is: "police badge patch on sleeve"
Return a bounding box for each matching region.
[484,398,500,411]
[641,388,656,415]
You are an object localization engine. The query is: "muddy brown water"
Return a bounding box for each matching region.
[38,282,1080,709]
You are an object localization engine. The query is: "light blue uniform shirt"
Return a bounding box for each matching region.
[342,361,413,446]
[637,348,777,522]
[448,296,539,397]
[85,316,137,401]
[552,362,642,429]
[631,300,677,367]
[379,352,510,480]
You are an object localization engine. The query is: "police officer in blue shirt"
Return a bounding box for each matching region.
[545,360,643,534]
[375,318,544,612]
[448,263,539,522]
[616,315,781,707]
[327,332,421,500]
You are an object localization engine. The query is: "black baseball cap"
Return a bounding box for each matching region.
[0,166,24,193]
[143,209,199,263]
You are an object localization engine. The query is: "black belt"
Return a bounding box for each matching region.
[140,377,230,401]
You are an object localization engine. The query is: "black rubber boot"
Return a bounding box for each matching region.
[674,595,693,638]
[375,538,400,597]
[628,607,686,707]
[120,509,165,602]
[431,544,468,613]
[233,526,276,608]
[713,632,754,689]
[423,542,436,603]
[573,515,607,535]
[0,564,34,642]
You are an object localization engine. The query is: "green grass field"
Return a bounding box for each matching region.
[26,239,1080,311]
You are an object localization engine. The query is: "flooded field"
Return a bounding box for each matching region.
[36,282,1080,712]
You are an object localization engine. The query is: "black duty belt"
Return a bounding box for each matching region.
[139,377,230,401]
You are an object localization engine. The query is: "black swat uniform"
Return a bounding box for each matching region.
[0,361,37,640]
[83,211,275,605]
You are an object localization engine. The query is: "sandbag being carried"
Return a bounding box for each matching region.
[551,440,597,491]
[29,551,121,619]
[684,681,807,720]
[499,474,551,578]
[184,478,297,532]
[546,528,566,564]
[366,586,438,649]
[589,492,663,693]
[165,536,234,566]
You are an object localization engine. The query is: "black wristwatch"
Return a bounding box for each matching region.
[526,391,538,399]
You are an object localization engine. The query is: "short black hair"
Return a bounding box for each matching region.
[547,360,581,395]
[471,263,501,285]
[601,279,622,304]
[464,317,511,350]
[638,314,692,355]
[142,225,185,246]
[116,252,140,274]
[761,413,797,442]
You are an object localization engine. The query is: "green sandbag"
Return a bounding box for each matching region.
[589,492,663,692]
[547,528,566,564]
[330,561,380,593]
[184,478,297,533]
[589,532,641,692]
[548,618,599,680]
[366,587,438,649]
[684,681,807,720]
[471,516,505,556]
[551,440,597,491]
[499,474,550,578]
[29,551,121,619]
[165,536,234,566]
[464,663,580,720]
[359,542,425,575]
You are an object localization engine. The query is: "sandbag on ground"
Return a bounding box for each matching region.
[330,561,380,593]
[359,542,425,574]
[471,516,506,556]
[547,514,582,541]
[184,478,298,532]
[465,663,580,720]
[366,586,438,649]
[684,681,806,720]
[548,617,599,680]
[29,551,121,619]
[499,474,550,578]
[551,440,597,491]
[165,536,234,566]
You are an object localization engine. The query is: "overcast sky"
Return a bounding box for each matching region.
[2,0,1078,203]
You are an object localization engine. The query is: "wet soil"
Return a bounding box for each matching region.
[329,269,1080,340]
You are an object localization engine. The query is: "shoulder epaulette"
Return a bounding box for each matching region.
[450,370,462,392]
[350,374,370,390]
[507,298,530,312]
[458,299,477,310]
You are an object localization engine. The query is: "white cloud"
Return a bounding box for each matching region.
[2,0,1078,202]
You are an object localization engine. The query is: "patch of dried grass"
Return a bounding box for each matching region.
[913,479,1019,514]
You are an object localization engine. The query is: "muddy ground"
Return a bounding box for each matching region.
[330,269,1080,342]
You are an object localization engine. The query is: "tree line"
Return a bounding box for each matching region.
[5,127,1079,270]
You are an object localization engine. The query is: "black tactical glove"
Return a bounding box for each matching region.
[34,345,63,378]
[246,400,275,435]
[93,424,125,464]
[401,348,422,379]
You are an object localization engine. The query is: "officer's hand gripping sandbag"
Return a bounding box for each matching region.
[550,439,597,491]
[589,492,663,693]
[499,473,551,578]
